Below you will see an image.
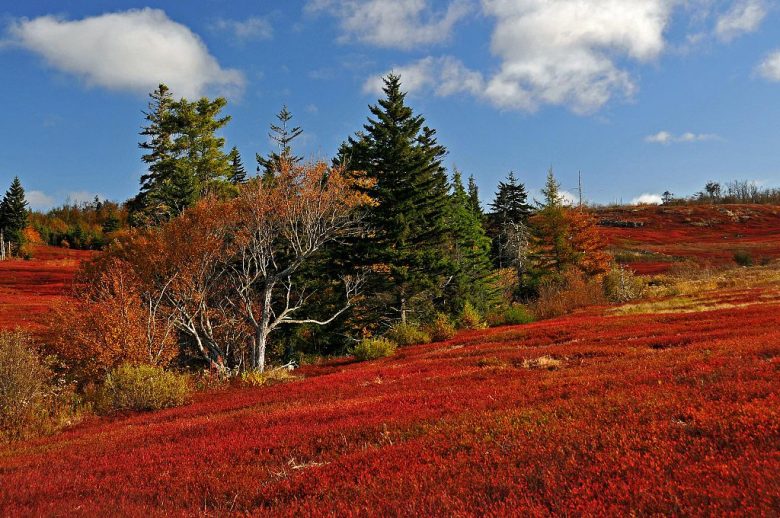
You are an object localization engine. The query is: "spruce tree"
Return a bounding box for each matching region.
[336,74,452,323]
[132,84,177,224]
[257,105,303,182]
[445,171,494,312]
[530,168,573,276]
[227,146,247,185]
[130,84,232,225]
[173,96,232,195]
[467,175,482,216]
[0,177,29,247]
[488,171,531,268]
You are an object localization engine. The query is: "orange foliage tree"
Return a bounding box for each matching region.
[50,256,178,384]
[229,161,374,371]
[54,161,373,376]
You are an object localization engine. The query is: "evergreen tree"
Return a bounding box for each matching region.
[132,84,177,224]
[540,167,564,209]
[467,175,482,216]
[227,146,247,185]
[488,171,531,268]
[173,96,232,195]
[336,74,452,323]
[257,105,303,182]
[445,171,494,312]
[530,168,573,276]
[130,84,232,225]
[0,177,29,247]
[101,211,121,234]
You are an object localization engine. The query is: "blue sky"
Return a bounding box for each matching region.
[1,0,780,209]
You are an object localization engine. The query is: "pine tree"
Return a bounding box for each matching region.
[445,171,494,312]
[257,105,303,182]
[0,177,29,247]
[227,146,247,185]
[336,74,452,323]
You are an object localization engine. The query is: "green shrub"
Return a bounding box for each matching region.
[98,364,190,413]
[488,305,535,326]
[386,323,431,346]
[350,338,397,361]
[733,250,753,267]
[603,266,645,303]
[427,313,456,342]
[459,302,486,330]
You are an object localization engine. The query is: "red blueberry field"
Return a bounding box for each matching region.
[0,209,779,515]
[599,204,780,274]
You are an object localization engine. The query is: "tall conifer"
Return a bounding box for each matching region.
[336,74,452,322]
[0,177,29,247]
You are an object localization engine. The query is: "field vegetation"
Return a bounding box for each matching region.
[0,76,778,514]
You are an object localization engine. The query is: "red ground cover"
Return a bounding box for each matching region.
[598,204,780,273]
[1,299,777,515]
[0,245,90,333]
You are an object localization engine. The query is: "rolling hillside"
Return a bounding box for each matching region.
[599,204,780,274]
[0,208,778,514]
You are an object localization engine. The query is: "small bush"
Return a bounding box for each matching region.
[733,250,753,267]
[459,302,487,330]
[386,323,431,346]
[98,364,190,413]
[0,332,51,440]
[427,313,456,342]
[350,338,397,362]
[487,305,535,327]
[240,367,296,387]
[603,266,645,303]
[531,269,607,320]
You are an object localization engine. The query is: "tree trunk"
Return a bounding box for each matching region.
[253,284,273,372]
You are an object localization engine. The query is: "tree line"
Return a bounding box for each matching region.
[43,74,612,381]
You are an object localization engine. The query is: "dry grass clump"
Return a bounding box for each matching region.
[613,262,780,315]
[522,355,563,370]
[476,357,508,368]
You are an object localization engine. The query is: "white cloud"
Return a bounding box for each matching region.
[757,50,780,81]
[560,190,578,206]
[26,190,55,210]
[363,56,485,97]
[478,0,672,114]
[306,0,471,49]
[631,193,663,205]
[9,8,245,98]
[715,0,767,42]
[365,1,674,114]
[645,130,721,144]
[213,16,273,41]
